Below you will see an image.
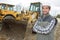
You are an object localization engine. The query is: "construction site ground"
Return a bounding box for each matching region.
[0,18,60,40]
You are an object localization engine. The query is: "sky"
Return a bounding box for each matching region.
[0,0,60,16]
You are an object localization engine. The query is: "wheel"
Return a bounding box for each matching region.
[2,16,15,24]
[2,16,16,30]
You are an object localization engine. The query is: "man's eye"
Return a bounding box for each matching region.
[46,8,49,9]
[42,8,44,9]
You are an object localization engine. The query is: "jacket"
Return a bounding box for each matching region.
[33,15,57,34]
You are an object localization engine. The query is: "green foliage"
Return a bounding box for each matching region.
[56,14,60,18]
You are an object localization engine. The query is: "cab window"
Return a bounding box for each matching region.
[29,3,40,12]
[30,5,39,12]
[1,4,6,10]
[8,6,13,11]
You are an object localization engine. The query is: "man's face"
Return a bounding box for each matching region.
[42,5,50,15]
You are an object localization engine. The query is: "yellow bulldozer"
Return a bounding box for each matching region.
[0,3,20,21]
[22,2,42,40]
[0,3,23,30]
[0,2,41,30]
[0,2,42,40]
[20,2,42,24]
[0,2,42,28]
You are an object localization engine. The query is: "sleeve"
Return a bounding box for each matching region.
[33,19,56,34]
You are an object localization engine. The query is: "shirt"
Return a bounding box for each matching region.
[33,15,56,34]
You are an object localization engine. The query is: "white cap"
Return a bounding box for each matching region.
[42,3,51,6]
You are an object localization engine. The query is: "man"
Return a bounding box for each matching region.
[33,5,57,40]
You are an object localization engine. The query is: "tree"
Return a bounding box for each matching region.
[56,14,60,18]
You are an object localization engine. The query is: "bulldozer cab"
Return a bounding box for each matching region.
[29,2,42,13]
[0,3,14,11]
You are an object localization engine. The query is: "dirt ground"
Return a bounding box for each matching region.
[0,18,60,40]
[0,22,27,40]
[54,23,60,40]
